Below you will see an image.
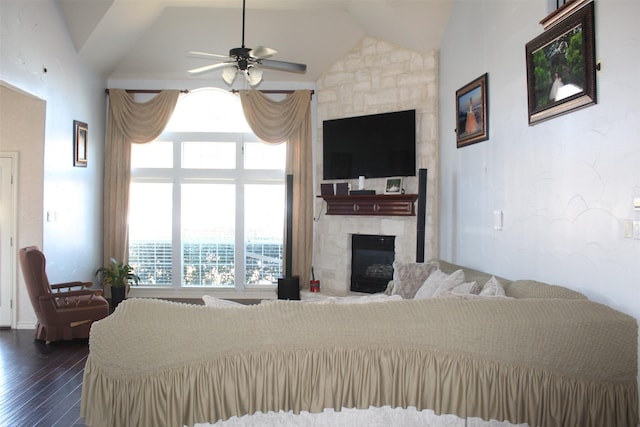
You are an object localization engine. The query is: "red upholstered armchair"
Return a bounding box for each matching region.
[19,246,109,343]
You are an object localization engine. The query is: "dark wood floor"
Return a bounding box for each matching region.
[0,329,88,427]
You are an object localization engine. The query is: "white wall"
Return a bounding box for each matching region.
[439,0,640,388]
[0,1,106,327]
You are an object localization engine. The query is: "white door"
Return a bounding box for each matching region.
[0,154,17,327]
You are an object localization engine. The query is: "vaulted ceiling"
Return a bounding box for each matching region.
[58,0,453,84]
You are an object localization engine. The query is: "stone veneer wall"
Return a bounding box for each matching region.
[313,37,439,293]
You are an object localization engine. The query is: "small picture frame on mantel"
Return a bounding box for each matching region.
[73,120,88,167]
[384,177,403,195]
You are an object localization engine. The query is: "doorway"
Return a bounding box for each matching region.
[0,153,17,326]
[1,81,46,330]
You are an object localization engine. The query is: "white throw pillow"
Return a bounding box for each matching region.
[450,281,480,296]
[413,269,448,299]
[202,295,243,307]
[432,269,467,297]
[390,261,439,299]
[415,269,467,299]
[479,276,506,297]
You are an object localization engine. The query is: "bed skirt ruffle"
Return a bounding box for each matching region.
[81,344,637,427]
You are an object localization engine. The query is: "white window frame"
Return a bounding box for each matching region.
[128,132,285,301]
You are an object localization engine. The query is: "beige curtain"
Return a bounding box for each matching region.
[239,90,313,285]
[103,89,180,267]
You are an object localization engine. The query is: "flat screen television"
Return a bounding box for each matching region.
[323,109,416,180]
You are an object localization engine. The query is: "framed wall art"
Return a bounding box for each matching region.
[526,1,596,125]
[73,120,88,167]
[456,73,489,148]
[384,177,403,195]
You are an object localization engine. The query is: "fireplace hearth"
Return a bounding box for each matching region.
[351,234,395,293]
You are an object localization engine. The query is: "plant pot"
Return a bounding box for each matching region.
[111,287,126,311]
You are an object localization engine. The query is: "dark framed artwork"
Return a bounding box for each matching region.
[526,1,596,125]
[73,120,88,167]
[456,73,489,148]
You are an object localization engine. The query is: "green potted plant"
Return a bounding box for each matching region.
[95,258,140,310]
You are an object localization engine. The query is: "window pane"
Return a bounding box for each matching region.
[164,89,252,133]
[131,141,172,168]
[244,142,286,170]
[182,184,235,286]
[182,141,235,169]
[128,183,173,285]
[245,184,284,285]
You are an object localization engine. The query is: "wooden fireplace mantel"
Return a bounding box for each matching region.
[318,194,418,216]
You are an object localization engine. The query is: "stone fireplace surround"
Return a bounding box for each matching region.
[313,37,439,294]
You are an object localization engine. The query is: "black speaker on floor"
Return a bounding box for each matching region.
[278,276,300,300]
[416,168,427,262]
[278,174,300,299]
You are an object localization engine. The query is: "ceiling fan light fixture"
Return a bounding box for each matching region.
[222,66,238,85]
[246,67,263,86]
[186,0,305,82]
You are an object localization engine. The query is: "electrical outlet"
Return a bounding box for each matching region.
[623,220,633,238]
[633,220,640,240]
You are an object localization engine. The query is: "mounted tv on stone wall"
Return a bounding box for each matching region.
[322,109,416,180]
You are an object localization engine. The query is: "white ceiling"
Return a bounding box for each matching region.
[58,0,454,84]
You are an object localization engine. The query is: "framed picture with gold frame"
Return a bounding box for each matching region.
[456,73,489,148]
[73,120,88,167]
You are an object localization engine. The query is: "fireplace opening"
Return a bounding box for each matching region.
[351,234,395,293]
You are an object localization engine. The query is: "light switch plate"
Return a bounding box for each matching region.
[493,210,503,230]
[624,220,633,238]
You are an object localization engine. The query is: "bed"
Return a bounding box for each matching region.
[80,287,638,427]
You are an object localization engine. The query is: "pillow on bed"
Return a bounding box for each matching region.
[431,269,467,297]
[202,295,243,307]
[479,276,506,297]
[391,260,439,299]
[450,281,481,296]
[413,269,447,299]
[415,269,466,299]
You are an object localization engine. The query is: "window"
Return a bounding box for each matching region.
[128,88,285,294]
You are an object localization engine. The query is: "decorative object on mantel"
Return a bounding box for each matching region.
[455,73,489,148]
[384,177,403,195]
[320,183,334,196]
[335,182,349,196]
[73,120,88,167]
[526,1,596,125]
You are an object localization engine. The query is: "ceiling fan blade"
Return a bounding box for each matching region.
[187,51,230,60]
[260,59,307,73]
[188,62,235,75]
[250,46,277,59]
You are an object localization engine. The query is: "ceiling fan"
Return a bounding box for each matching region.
[187,0,307,86]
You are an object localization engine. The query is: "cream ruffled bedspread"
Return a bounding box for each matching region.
[80,297,638,427]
